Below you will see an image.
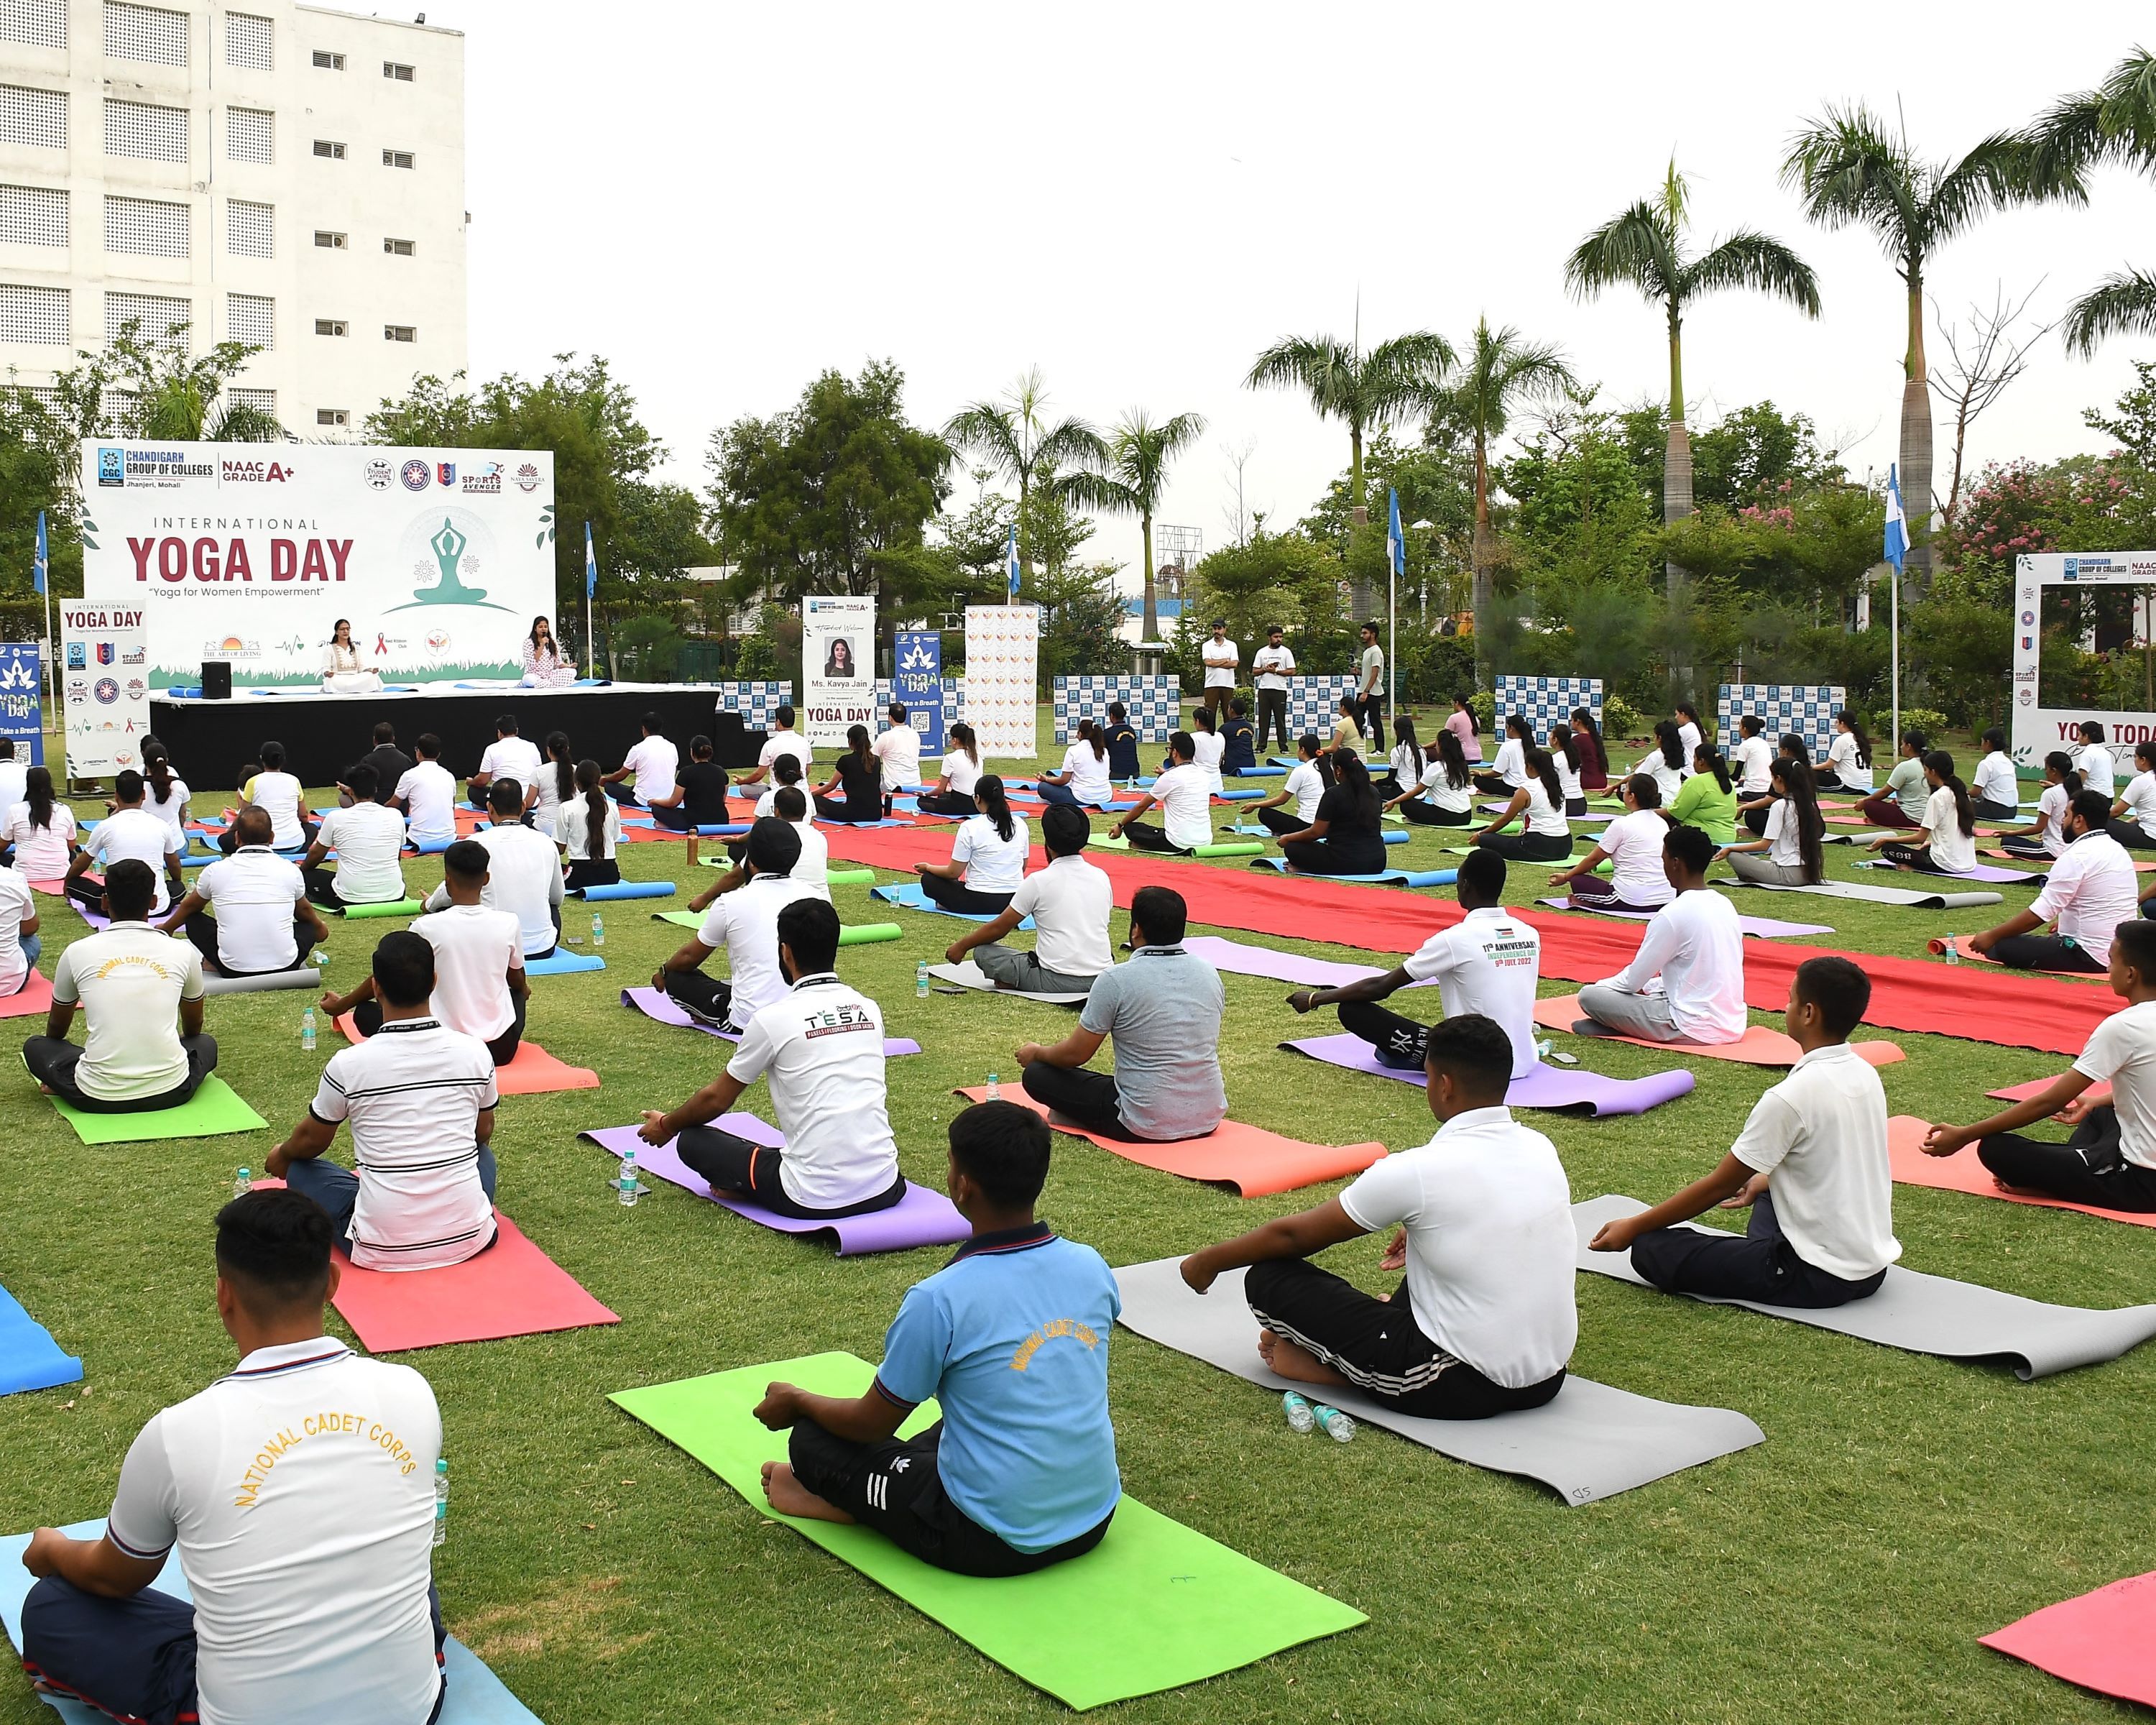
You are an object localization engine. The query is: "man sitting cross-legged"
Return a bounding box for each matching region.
[1958,788,2137,974]
[66,768,183,919]
[24,859,218,1113]
[752,1100,1120,1577]
[161,809,328,978]
[423,779,563,958]
[1589,956,1899,1306]
[637,896,905,1219]
[1573,821,1747,1045]
[322,839,528,1064]
[270,930,499,1267]
[1015,885,1225,1141]
[1107,731,1213,854]
[1922,919,2156,1211]
[298,763,410,909]
[658,817,818,1032]
[1286,846,1540,1080]
[17,1187,448,1725]
[1179,1013,1575,1419]
[941,804,1113,997]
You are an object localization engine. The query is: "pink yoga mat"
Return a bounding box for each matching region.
[1981,1571,2156,1709]
[1985,1076,2113,1106]
[1886,1114,2156,1230]
[1281,1034,1697,1116]
[617,986,921,1056]
[580,1121,969,1254]
[1533,898,1833,939]
[0,971,52,1019]
[328,1211,618,1352]
[1533,994,1907,1069]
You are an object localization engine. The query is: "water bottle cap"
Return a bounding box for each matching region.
[436,1458,447,1473]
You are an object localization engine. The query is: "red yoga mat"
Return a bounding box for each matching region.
[333,1014,598,1095]
[1981,1571,2156,1709]
[1532,994,1907,1069]
[954,1087,1384,1197]
[0,971,52,1019]
[812,824,2121,1058]
[1887,1113,2156,1230]
[330,1210,619,1351]
[1923,938,2104,981]
[1985,1075,2112,1106]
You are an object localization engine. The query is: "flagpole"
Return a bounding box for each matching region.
[34,510,52,735]
[583,522,596,679]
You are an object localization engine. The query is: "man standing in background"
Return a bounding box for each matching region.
[1355,621,1386,744]
[1200,620,1239,720]
[1252,626,1295,756]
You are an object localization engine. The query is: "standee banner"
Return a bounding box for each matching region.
[801,594,877,748]
[964,604,1038,758]
[80,440,556,688]
[60,602,149,778]
[892,629,945,754]
[2009,550,2156,763]
[0,644,41,765]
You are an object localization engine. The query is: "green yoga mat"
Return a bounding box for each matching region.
[695,862,877,886]
[610,1354,1365,1709]
[47,1075,267,1144]
[1087,837,1265,858]
[338,897,425,919]
[653,910,902,947]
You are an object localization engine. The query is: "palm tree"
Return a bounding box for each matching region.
[2029,50,2156,356]
[943,367,1105,580]
[1064,409,1207,643]
[1433,318,1572,667]
[1781,105,2076,582]
[1565,160,1820,594]
[2063,268,2156,355]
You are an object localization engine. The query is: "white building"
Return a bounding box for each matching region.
[0,0,465,435]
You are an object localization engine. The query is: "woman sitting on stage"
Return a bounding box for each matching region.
[521,615,577,687]
[320,617,382,694]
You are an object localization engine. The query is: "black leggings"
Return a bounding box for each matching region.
[1987,933,2106,972]
[1973,798,2020,822]
[918,873,1015,916]
[1879,841,1957,873]
[1257,804,1307,837]
[1277,838,1387,876]
[1337,998,1429,1069]
[676,1126,907,1219]
[356,992,526,1066]
[563,857,620,892]
[2108,819,2156,850]
[814,794,881,824]
[1977,1105,2156,1210]
[1477,829,1572,861]
[917,790,978,816]
[1400,799,1471,825]
[1121,821,1190,855]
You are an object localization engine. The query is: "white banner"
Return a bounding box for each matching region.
[2009,551,2156,764]
[964,604,1038,759]
[801,594,877,749]
[60,601,151,778]
[80,440,556,688]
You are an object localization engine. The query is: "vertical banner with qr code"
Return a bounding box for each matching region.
[0,645,41,765]
[892,630,944,755]
[963,604,1038,759]
[60,603,150,778]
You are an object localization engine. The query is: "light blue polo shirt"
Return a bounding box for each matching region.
[873,1225,1122,1552]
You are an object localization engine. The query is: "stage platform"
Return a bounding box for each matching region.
[147,682,761,786]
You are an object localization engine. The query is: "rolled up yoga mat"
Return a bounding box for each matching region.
[837,922,903,946]
[338,897,425,919]
[571,880,676,901]
[201,965,320,996]
[1194,840,1264,857]
[826,867,875,886]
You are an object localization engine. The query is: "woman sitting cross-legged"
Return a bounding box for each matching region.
[1271,749,1388,876]
[1472,747,1574,862]
[1870,750,1977,875]
[812,724,886,824]
[1550,772,1672,910]
[1388,727,1475,826]
[1667,745,1737,846]
[1719,757,1825,886]
[913,776,1028,914]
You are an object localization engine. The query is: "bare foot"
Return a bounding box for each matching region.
[760,1462,855,1524]
[1258,1332,1348,1389]
[1990,1177,2053,1199]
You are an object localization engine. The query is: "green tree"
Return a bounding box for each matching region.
[1565,160,1820,593]
[942,368,1104,580]
[1063,408,1206,643]
[1688,401,1841,509]
[2028,49,2156,355]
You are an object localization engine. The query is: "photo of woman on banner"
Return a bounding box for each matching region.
[823,638,860,680]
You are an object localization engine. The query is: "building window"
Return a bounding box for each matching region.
[229,386,275,415]
[382,60,414,81]
[226,292,272,349]
[313,317,346,337]
[381,148,414,170]
[103,2,186,67]
[224,10,270,70]
[226,198,272,259]
[106,290,188,348]
[0,183,67,247]
[310,48,342,70]
[103,387,143,433]
[383,236,415,257]
[105,194,190,259]
[384,323,415,343]
[0,1,66,50]
[311,139,344,160]
[0,85,66,150]
[105,98,188,163]
[317,407,347,427]
[226,106,273,164]
[0,282,68,344]
[312,229,345,249]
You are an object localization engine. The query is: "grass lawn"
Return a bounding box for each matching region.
[0,711,2144,1724]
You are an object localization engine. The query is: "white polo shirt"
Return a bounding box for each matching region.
[195,849,305,976]
[242,770,307,850]
[1733,734,1774,796]
[426,823,561,956]
[50,921,205,1100]
[1008,854,1114,979]
[313,1016,498,1270]
[872,724,921,793]
[1149,762,1214,851]
[756,730,813,777]
[1337,1105,1576,1388]
[1923,785,1977,873]
[1603,886,1747,1043]
[2121,770,2156,840]
[1634,753,1683,805]
[1516,777,1570,839]
[0,864,34,994]
[2031,828,2139,964]
[1059,741,1112,806]
[725,975,900,1210]
[943,750,983,799]
[2077,742,2116,796]
[393,760,459,845]
[1252,643,1294,690]
[0,759,23,811]
[1762,799,1806,870]
[1401,906,1542,1079]
[1677,719,1703,763]
[1730,1041,1900,1280]
[1189,730,1226,794]
[1416,759,1473,815]
[1285,760,1325,822]
[1201,635,1239,689]
[409,903,522,1040]
[84,806,178,914]
[106,1337,443,1725]
[1601,809,1674,906]
[4,799,75,878]
[622,735,680,804]
[146,778,190,854]
[1825,730,1871,791]
[315,802,407,905]
[476,735,543,796]
[696,871,821,1026]
[2074,998,2156,1169]
[789,817,830,898]
[554,794,621,862]
[953,812,1028,893]
[1490,737,1525,788]
[1974,750,2019,810]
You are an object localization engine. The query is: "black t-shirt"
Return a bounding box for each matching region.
[834,753,883,819]
[1105,724,1141,780]
[346,743,413,802]
[1221,717,1256,771]
[1317,782,1382,839]
[676,760,731,825]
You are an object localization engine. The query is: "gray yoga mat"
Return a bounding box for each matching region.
[1715,876,2004,911]
[201,965,319,996]
[925,960,1090,1005]
[1112,1258,1764,1504]
[1572,1196,2156,1380]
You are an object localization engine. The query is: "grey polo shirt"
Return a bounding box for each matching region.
[1078,944,1226,1139]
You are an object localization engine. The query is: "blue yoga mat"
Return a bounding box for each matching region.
[408,836,455,855]
[572,880,674,901]
[1250,859,1455,888]
[1225,827,1409,845]
[0,1285,80,1398]
[1228,765,1287,777]
[525,949,607,975]
[870,882,1033,928]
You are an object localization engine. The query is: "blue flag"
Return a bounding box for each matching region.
[1005,524,1021,598]
[1386,488,1404,578]
[32,510,45,596]
[1883,465,1907,574]
[584,522,597,599]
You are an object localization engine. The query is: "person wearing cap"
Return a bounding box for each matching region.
[657,818,819,1031]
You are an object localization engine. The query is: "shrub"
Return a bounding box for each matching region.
[1602,692,1647,741]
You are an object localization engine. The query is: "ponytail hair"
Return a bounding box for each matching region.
[1191,706,1216,735]
[975,773,1015,842]
[1547,722,1579,773]
[1570,705,1603,768]
[24,764,54,831]
[1654,719,1685,771]
[1434,727,1470,788]
[1695,745,1733,795]
[2044,749,2074,783]
[574,758,609,850]
[1625,771,1664,810]
[1330,749,1380,820]
[1079,717,1105,762]
[1524,746,1564,810]
[1505,711,1530,742]
[949,722,979,765]
[1838,709,1873,769]
[546,730,574,806]
[1774,757,1825,882]
[144,744,175,804]
[847,723,872,765]
[1922,749,1975,837]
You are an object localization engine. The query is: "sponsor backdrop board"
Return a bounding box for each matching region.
[80,441,556,689]
[2010,551,2156,764]
[964,604,1038,759]
[0,644,40,765]
[1717,684,1846,764]
[60,603,149,776]
[890,630,946,754]
[801,594,877,750]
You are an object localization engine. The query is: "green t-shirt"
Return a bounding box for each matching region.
[1668,772,1737,845]
[1886,756,1929,820]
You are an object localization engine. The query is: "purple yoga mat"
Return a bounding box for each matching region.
[618,987,923,1056]
[1532,898,1834,939]
[1281,1034,1697,1116]
[1179,934,1436,991]
[581,1122,968,1255]
[1858,860,2041,885]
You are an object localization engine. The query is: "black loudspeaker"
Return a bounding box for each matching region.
[201,661,232,699]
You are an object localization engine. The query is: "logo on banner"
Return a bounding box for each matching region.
[0,657,32,692]
[364,459,394,491]
[95,641,114,665]
[461,462,502,494]
[221,459,294,483]
[65,642,84,669]
[93,677,118,704]
[437,462,457,487]
[514,461,541,492]
[98,446,125,487]
[427,629,451,652]
[400,459,431,492]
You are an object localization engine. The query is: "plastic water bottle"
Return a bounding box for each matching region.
[591,913,605,949]
[233,1166,252,1200]
[617,1147,639,1207]
[1943,935,1960,965]
[300,1007,316,1052]
[1312,1404,1356,1444]
[432,1458,448,1547]
[1282,1392,1316,1433]
[916,959,930,999]
[1535,1038,1554,1062]
[985,1072,1001,1102]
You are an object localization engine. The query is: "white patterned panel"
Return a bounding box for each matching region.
[1493,675,1603,744]
[962,606,1038,757]
[1717,684,1846,763]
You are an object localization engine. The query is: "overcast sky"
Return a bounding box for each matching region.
[434,1,2153,574]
